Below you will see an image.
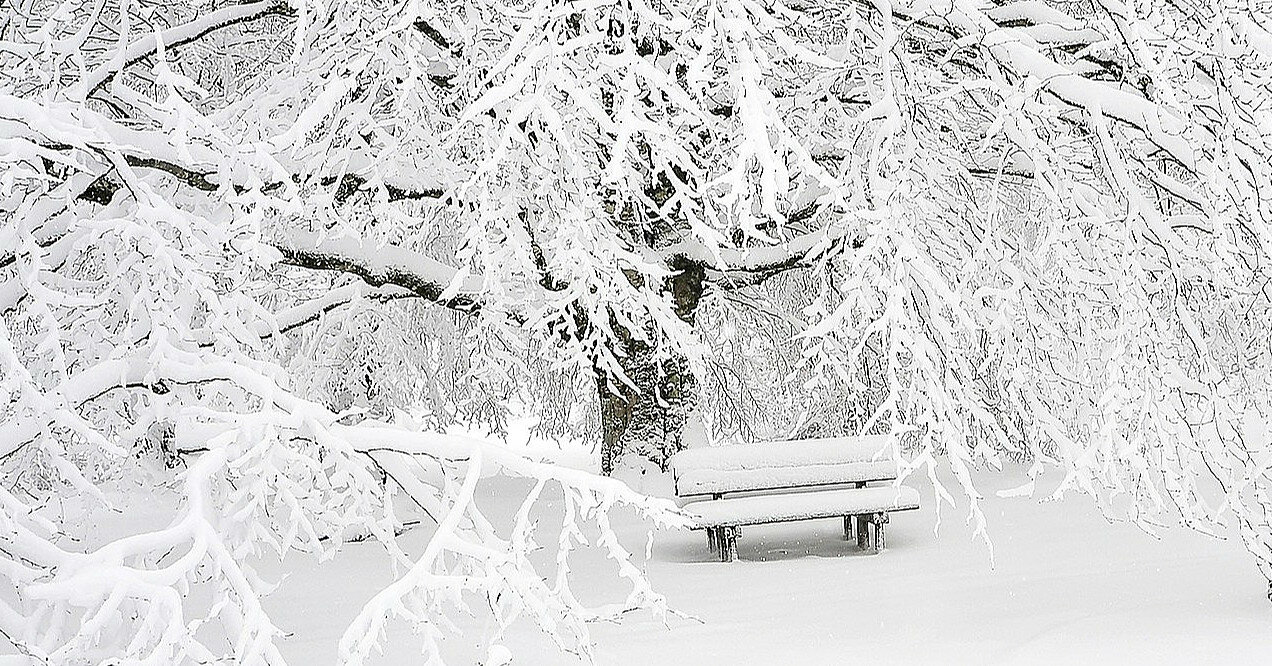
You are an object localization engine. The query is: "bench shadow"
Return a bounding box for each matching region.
[655,519,914,564]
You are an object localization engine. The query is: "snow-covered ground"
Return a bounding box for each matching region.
[263,428,1272,665]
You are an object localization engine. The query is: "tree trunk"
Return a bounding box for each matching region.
[597,256,705,475]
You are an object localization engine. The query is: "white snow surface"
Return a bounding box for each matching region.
[672,435,894,470]
[251,443,1272,665]
[671,435,898,495]
[30,418,1272,664]
[682,485,921,527]
[675,460,899,496]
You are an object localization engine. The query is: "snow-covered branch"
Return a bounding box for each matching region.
[654,211,860,287]
[275,232,485,313]
[76,0,295,98]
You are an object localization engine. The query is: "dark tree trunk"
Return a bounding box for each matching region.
[597,257,705,475]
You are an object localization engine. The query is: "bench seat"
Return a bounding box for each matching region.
[682,485,920,528]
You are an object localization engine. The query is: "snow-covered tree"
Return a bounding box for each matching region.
[2,0,1271,661]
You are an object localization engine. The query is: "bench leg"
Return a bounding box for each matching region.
[843,515,854,541]
[858,512,889,554]
[719,526,739,562]
[707,527,718,553]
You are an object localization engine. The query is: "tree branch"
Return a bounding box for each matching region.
[78,0,295,98]
[191,284,420,348]
[653,207,860,289]
[849,0,1193,169]
[274,232,483,313]
[78,153,447,205]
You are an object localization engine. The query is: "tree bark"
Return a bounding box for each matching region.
[597,256,705,475]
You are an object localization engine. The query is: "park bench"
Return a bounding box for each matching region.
[670,435,920,562]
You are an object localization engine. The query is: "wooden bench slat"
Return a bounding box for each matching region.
[682,486,920,528]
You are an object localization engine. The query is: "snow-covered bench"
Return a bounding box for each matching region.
[670,436,920,562]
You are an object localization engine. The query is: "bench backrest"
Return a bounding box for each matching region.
[670,435,897,497]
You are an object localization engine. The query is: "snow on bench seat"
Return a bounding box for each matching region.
[673,435,892,471]
[682,485,921,528]
[671,435,896,496]
[675,461,897,497]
